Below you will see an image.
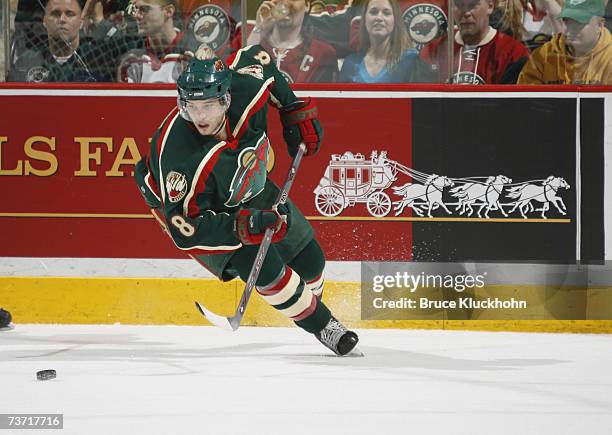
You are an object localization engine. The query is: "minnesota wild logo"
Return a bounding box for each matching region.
[225,136,270,207]
[403,4,447,51]
[451,72,486,84]
[187,5,230,50]
[166,170,188,203]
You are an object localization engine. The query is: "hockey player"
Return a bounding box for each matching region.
[134,44,360,356]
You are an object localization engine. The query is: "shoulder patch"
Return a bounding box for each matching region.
[166,171,188,203]
[235,64,264,80]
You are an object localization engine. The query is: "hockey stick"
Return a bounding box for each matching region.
[195,143,307,331]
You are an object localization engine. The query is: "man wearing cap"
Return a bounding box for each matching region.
[518,0,612,84]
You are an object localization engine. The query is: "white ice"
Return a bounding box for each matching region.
[1,325,611,435]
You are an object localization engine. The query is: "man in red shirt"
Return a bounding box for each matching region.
[420,0,529,83]
[247,0,339,83]
[117,0,190,82]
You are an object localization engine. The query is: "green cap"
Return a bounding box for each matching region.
[559,0,605,24]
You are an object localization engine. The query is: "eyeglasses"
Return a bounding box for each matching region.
[127,2,168,17]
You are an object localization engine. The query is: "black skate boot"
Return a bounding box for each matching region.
[315,317,362,356]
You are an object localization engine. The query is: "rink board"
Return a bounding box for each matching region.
[1,84,611,331]
[3,276,612,332]
[0,85,609,262]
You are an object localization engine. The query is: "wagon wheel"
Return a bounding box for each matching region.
[315,186,345,217]
[367,191,391,218]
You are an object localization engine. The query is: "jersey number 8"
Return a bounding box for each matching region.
[171,215,196,237]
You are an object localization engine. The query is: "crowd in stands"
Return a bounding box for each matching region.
[4,0,612,85]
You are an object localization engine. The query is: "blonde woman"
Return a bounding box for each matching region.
[339,0,434,83]
[494,0,564,43]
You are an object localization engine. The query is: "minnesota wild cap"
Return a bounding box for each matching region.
[559,0,605,24]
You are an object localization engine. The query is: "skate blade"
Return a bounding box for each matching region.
[344,345,364,357]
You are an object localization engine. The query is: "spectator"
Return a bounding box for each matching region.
[420,0,529,83]
[247,0,339,83]
[81,0,136,37]
[339,0,435,82]
[493,0,564,45]
[8,0,108,82]
[518,0,612,84]
[116,0,193,83]
[10,1,47,71]
[262,0,449,58]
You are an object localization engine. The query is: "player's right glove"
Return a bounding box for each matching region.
[234,204,289,245]
[280,97,323,157]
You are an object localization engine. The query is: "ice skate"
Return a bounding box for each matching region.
[315,317,363,357]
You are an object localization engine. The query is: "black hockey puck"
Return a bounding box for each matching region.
[0,308,11,328]
[36,370,56,381]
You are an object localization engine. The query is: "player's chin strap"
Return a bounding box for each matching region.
[195,144,307,331]
[211,117,227,138]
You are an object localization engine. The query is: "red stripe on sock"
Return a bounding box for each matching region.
[307,274,322,285]
[257,268,293,296]
[291,297,318,321]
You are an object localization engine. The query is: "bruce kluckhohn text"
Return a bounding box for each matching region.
[372,297,528,310]
[369,272,528,311]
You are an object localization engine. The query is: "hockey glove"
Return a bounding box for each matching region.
[235,204,290,245]
[280,97,323,157]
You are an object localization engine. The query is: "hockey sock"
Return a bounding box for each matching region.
[305,274,324,298]
[257,266,331,334]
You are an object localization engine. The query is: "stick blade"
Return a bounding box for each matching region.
[194,301,235,332]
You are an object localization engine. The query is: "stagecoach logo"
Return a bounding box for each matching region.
[403,4,447,51]
[166,171,188,203]
[314,151,571,219]
[225,136,270,207]
[26,66,50,83]
[451,71,486,84]
[187,5,231,50]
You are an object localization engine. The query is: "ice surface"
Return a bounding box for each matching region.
[1,325,611,435]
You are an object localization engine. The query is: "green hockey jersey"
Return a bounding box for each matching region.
[135,45,315,279]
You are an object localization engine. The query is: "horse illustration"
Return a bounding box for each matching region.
[392,174,454,218]
[506,176,570,218]
[450,175,513,218]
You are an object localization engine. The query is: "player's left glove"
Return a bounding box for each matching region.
[234,204,290,245]
[280,97,323,157]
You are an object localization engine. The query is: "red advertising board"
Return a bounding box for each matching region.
[3,84,607,263]
[0,87,412,261]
